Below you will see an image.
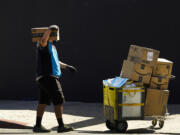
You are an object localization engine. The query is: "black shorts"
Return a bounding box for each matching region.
[37,76,65,105]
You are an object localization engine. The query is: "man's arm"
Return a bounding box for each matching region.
[59,61,68,69]
[59,61,78,72]
[40,25,59,47]
[40,29,51,47]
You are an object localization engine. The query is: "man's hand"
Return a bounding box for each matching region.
[66,65,78,73]
[49,25,59,31]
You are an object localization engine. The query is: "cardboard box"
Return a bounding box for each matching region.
[144,89,169,116]
[31,27,59,42]
[152,58,173,78]
[150,76,169,90]
[127,45,160,65]
[121,60,153,84]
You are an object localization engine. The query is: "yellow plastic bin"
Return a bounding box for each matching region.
[103,80,145,132]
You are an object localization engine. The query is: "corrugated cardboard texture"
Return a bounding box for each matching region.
[144,89,169,116]
[31,27,59,42]
[127,45,160,65]
[121,60,153,84]
[150,76,169,90]
[152,58,173,78]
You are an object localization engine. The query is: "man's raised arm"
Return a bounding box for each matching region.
[40,29,51,47]
[40,25,59,47]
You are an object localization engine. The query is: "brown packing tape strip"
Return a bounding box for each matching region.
[129,56,152,64]
[32,32,57,37]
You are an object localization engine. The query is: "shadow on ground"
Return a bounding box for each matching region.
[0,101,105,130]
[77,128,180,135]
[76,128,155,134]
[0,119,32,129]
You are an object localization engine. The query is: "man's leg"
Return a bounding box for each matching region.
[33,77,52,133]
[54,104,63,118]
[33,104,51,132]
[54,104,64,126]
[35,104,46,127]
[51,78,74,132]
[54,104,74,132]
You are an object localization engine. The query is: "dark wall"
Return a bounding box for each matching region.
[0,0,179,103]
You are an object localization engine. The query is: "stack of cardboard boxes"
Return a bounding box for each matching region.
[121,45,173,116]
[145,58,173,116]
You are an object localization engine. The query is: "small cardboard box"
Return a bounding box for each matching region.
[121,60,153,84]
[144,89,169,116]
[31,27,59,42]
[127,45,160,65]
[150,76,169,90]
[152,58,173,78]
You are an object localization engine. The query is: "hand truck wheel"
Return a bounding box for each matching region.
[159,120,164,128]
[116,120,128,133]
[152,118,157,127]
[105,120,115,130]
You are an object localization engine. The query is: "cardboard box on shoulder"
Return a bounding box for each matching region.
[150,76,169,90]
[121,60,153,84]
[32,27,59,42]
[127,45,160,65]
[144,89,169,116]
[152,58,173,78]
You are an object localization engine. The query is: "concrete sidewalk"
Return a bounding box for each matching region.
[0,100,180,135]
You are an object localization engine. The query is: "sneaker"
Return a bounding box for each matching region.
[57,125,74,133]
[33,125,51,133]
